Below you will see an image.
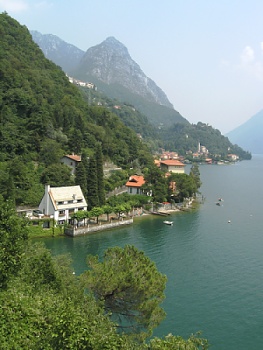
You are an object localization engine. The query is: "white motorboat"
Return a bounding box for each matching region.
[163,220,173,225]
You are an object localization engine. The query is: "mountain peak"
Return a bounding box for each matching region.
[105,36,121,44]
[74,37,173,108]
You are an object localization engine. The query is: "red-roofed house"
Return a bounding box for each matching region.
[125,175,145,195]
[160,160,185,174]
[61,154,81,175]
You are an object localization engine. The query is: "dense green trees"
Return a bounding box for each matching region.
[168,173,197,203]
[75,161,87,197]
[189,163,202,192]
[0,158,43,206]
[0,12,250,209]
[95,143,105,206]
[86,156,99,209]
[0,199,209,349]
[158,122,251,160]
[0,242,124,349]
[40,163,74,187]
[0,197,28,289]
[143,165,167,203]
[75,146,106,210]
[0,13,155,206]
[81,245,167,339]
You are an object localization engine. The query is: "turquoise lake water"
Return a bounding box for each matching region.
[41,155,263,349]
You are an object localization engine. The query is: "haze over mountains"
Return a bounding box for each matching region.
[30,30,261,155]
[30,31,85,73]
[30,31,188,128]
[73,36,173,108]
[226,110,263,154]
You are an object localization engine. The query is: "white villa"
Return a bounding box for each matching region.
[39,184,87,224]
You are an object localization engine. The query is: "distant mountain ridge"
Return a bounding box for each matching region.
[30,30,85,72]
[31,32,188,127]
[226,110,263,154]
[29,29,251,159]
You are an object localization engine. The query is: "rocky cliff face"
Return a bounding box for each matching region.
[31,32,184,125]
[74,37,173,108]
[30,30,85,72]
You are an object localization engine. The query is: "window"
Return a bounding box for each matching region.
[77,199,83,203]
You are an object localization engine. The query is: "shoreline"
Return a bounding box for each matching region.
[30,199,198,238]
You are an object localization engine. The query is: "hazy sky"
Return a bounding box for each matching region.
[1,0,263,134]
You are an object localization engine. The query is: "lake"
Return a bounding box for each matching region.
[41,154,263,349]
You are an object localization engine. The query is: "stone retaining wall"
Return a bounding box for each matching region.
[65,218,133,237]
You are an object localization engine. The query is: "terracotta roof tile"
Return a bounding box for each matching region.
[160,160,185,166]
[65,154,81,162]
[125,175,145,188]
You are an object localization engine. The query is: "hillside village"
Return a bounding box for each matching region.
[20,142,241,237]
[67,74,97,90]
[0,13,243,240]
[1,13,258,350]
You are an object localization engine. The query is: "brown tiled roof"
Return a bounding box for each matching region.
[160,160,185,166]
[125,175,145,188]
[65,154,81,162]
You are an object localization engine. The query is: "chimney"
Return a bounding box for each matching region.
[45,184,50,196]
[45,184,50,214]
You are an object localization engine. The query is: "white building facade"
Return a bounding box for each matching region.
[39,184,87,224]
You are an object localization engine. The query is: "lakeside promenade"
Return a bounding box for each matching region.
[64,198,195,237]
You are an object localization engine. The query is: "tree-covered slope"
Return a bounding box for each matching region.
[0,13,156,206]
[159,122,251,160]
[80,86,159,141]
[86,78,189,128]
[30,29,252,158]
[0,13,150,168]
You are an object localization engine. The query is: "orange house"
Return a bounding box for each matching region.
[125,175,145,195]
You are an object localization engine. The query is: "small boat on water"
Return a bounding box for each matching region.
[163,220,173,225]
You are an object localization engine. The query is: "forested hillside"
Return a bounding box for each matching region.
[0,13,153,205]
[32,29,252,160]
[80,87,251,160]
[158,122,251,159]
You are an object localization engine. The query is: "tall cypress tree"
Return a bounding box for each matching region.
[75,162,87,198]
[95,143,105,206]
[87,156,98,210]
